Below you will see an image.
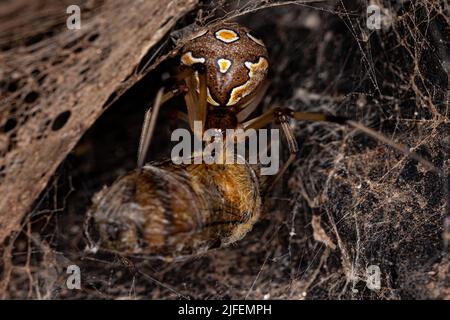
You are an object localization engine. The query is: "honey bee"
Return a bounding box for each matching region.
[86,22,438,258]
[89,159,262,257]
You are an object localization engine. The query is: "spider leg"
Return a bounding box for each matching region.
[243,107,440,194]
[270,109,348,192]
[236,81,270,123]
[137,86,187,167]
[169,109,190,129]
[183,73,199,130]
[183,63,208,140]
[138,88,164,168]
[267,112,299,194]
[242,108,350,193]
[242,108,347,131]
[138,63,209,167]
[198,65,208,132]
[242,108,296,193]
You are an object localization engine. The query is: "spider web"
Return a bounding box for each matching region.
[1,0,449,299]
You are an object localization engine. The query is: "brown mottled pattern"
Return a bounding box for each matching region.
[91,161,261,257]
[181,22,269,108]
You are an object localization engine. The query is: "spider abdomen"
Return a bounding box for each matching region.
[180,22,269,109]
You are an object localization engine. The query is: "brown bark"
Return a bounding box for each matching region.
[0,0,198,243]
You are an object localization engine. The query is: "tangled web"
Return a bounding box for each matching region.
[0,0,449,299]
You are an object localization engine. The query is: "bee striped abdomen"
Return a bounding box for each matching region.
[91,161,261,257]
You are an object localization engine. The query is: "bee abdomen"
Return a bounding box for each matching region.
[91,161,261,257]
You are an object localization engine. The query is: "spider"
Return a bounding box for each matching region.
[87,21,437,258]
[137,21,348,188]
